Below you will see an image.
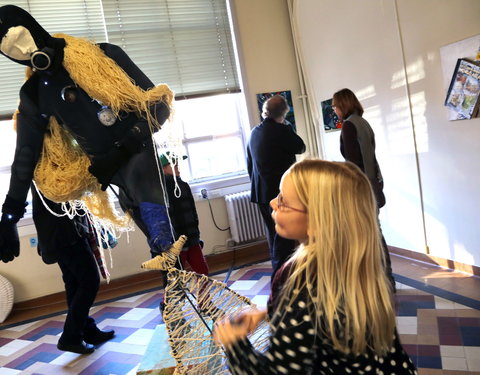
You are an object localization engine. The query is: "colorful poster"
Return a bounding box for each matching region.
[321,98,342,131]
[445,58,480,120]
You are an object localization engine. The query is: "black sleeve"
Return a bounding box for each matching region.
[247,144,253,178]
[185,181,200,233]
[340,121,364,171]
[278,125,306,155]
[7,110,48,203]
[225,294,317,375]
[165,177,178,226]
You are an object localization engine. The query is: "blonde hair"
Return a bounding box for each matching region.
[281,159,395,355]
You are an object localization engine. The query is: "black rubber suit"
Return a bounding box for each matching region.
[0,5,173,263]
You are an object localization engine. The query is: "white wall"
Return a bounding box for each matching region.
[230,0,309,147]
[292,0,480,265]
[0,0,308,302]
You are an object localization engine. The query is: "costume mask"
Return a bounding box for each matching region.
[0,5,64,70]
[0,25,37,61]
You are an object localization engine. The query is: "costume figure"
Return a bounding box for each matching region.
[247,95,305,277]
[32,188,114,354]
[0,5,175,264]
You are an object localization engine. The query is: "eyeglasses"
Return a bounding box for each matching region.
[275,193,307,213]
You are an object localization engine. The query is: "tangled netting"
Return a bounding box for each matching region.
[142,236,270,374]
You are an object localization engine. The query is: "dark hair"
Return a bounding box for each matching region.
[332,88,364,118]
[262,95,289,119]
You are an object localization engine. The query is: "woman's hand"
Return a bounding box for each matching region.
[214,308,267,348]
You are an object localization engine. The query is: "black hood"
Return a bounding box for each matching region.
[0,5,65,69]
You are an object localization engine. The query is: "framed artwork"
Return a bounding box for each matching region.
[321,98,342,131]
[445,58,480,120]
[256,90,296,132]
[440,34,480,121]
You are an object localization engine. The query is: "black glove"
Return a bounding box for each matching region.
[0,214,20,263]
[88,145,130,191]
[0,195,27,263]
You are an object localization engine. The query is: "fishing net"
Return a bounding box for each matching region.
[142,236,270,374]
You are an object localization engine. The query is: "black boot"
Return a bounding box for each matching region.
[57,340,95,354]
[84,328,115,345]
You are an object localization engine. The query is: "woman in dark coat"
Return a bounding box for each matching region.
[333,88,395,291]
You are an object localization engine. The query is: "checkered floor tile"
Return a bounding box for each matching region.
[0,262,479,374]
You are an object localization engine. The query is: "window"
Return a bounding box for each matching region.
[156,93,248,183]
[0,120,16,200]
[0,0,248,208]
[0,120,35,219]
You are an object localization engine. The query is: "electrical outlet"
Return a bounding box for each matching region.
[200,188,208,199]
[29,237,38,247]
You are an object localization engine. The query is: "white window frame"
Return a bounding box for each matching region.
[168,93,251,200]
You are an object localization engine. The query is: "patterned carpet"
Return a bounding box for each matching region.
[0,262,479,374]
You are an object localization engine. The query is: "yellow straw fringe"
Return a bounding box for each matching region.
[33,117,131,229]
[56,33,174,131]
[34,117,98,202]
[83,190,132,229]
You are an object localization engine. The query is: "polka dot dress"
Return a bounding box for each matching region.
[224,263,417,375]
[225,301,417,374]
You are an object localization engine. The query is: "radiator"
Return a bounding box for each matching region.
[225,191,266,244]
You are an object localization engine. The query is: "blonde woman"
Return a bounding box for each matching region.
[214,159,416,375]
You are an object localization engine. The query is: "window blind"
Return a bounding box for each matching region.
[0,0,240,116]
[0,0,27,117]
[0,0,106,117]
[101,0,240,98]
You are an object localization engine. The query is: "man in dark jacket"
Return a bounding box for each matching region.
[247,95,305,275]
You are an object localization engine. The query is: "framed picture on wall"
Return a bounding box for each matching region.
[256,90,296,132]
[321,98,342,131]
[444,58,480,120]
